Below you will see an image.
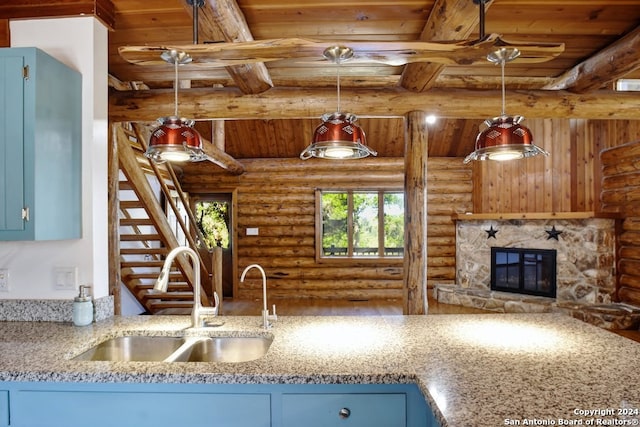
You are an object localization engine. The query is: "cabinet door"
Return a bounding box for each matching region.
[12,390,270,427]
[0,391,8,427]
[0,54,25,233]
[282,393,406,427]
[0,47,81,241]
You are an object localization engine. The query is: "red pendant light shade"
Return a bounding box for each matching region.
[300,46,377,160]
[301,112,376,159]
[464,115,548,163]
[144,49,207,164]
[146,116,206,163]
[464,2,549,164]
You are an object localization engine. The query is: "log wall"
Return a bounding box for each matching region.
[181,158,472,300]
[179,119,640,302]
[600,128,640,306]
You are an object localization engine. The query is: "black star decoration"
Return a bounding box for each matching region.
[485,225,498,239]
[545,226,562,240]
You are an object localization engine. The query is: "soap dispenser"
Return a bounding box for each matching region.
[73,285,94,326]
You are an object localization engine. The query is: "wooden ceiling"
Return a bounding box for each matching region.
[4,0,640,161]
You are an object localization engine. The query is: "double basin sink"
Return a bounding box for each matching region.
[73,333,273,363]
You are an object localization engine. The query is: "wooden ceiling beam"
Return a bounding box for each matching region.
[184,0,272,94]
[109,86,640,122]
[400,0,493,92]
[544,24,640,93]
[0,0,115,30]
[201,139,245,175]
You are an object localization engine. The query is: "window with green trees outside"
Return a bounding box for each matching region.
[319,190,404,258]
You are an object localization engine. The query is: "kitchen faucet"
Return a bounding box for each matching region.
[153,246,219,328]
[240,264,277,329]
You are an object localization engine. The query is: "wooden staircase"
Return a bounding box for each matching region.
[114,123,214,314]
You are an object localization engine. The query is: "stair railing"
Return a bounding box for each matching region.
[115,123,213,307]
[132,123,215,302]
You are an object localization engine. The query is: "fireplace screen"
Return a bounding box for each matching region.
[490,247,557,298]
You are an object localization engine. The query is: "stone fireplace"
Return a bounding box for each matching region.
[435,214,640,329]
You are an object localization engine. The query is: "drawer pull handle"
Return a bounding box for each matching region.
[339,407,351,419]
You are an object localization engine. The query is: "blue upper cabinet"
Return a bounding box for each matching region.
[0,47,82,241]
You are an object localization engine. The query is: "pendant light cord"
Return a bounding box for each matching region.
[174,59,179,117]
[500,57,506,116]
[336,59,342,113]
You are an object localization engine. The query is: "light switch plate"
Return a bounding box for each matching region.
[0,269,9,292]
[54,267,77,290]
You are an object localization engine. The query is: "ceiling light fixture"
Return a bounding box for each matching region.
[145,49,207,163]
[464,0,548,164]
[145,2,207,163]
[300,46,377,160]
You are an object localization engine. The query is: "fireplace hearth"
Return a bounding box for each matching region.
[491,247,557,298]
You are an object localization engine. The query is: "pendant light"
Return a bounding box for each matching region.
[144,49,207,163]
[145,2,206,163]
[463,1,548,164]
[300,46,377,160]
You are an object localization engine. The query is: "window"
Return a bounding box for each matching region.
[194,197,231,249]
[318,190,404,259]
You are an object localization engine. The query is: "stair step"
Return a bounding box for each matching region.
[118,180,134,190]
[120,260,166,268]
[136,283,191,291]
[120,201,145,209]
[120,218,154,226]
[120,234,161,241]
[124,272,183,280]
[142,291,194,301]
[120,248,168,255]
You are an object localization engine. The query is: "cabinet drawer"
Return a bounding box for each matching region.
[12,390,270,427]
[282,393,406,427]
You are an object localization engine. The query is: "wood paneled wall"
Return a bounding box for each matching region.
[181,158,472,300]
[471,118,615,213]
[472,118,640,214]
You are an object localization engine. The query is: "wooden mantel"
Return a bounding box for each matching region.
[451,212,618,221]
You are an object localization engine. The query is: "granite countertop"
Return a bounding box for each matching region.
[0,313,639,426]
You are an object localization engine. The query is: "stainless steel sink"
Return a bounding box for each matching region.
[73,336,186,362]
[73,335,272,363]
[171,336,273,363]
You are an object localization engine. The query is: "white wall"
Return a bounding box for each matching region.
[0,17,109,299]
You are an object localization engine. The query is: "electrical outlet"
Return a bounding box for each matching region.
[54,267,77,290]
[0,269,9,292]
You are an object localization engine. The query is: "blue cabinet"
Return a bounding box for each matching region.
[0,47,81,241]
[1,382,439,427]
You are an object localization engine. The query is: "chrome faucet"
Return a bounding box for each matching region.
[240,264,277,329]
[154,246,219,328]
